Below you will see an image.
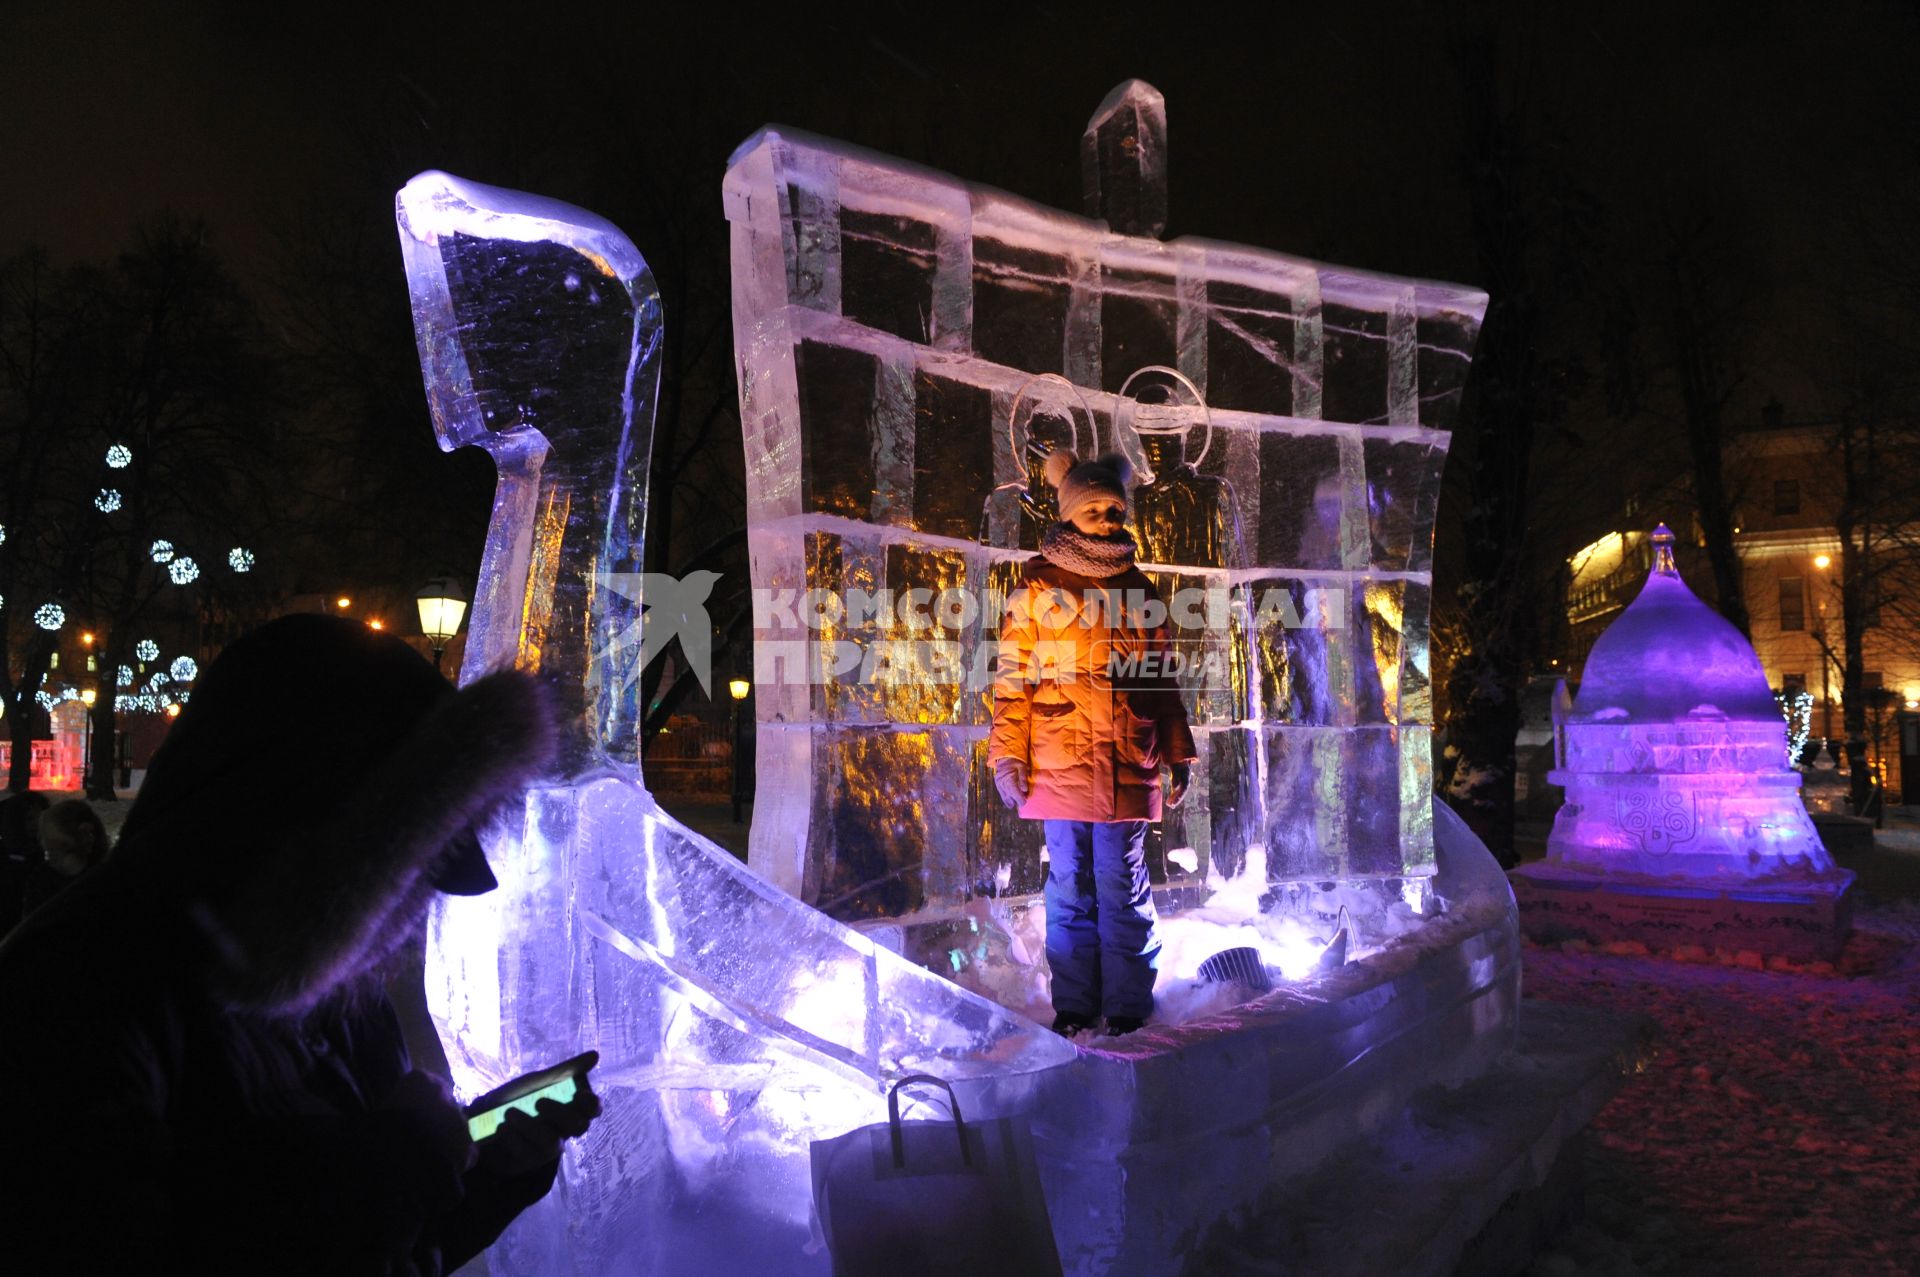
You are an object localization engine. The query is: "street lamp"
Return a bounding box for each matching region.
[729,676,752,824]
[79,687,96,793]
[1812,553,1837,745]
[1864,685,1899,827]
[415,577,470,672]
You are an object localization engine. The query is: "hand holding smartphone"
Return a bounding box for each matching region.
[465,1050,599,1143]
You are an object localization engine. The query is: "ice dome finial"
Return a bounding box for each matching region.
[1650,523,1677,576]
[1571,521,1778,724]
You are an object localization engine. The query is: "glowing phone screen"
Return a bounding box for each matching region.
[466,1074,579,1142]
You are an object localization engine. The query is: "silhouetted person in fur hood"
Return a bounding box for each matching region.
[0,790,50,933]
[18,797,110,919]
[0,615,597,1273]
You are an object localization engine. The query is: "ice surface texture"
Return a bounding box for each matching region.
[398,172,1072,1275]
[1546,531,1841,881]
[397,170,660,775]
[724,109,1487,919]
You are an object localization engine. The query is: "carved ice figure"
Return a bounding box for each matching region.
[398,171,1070,1276]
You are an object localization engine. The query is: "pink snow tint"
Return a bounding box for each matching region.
[1520,900,1920,1275]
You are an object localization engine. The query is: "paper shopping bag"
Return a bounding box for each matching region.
[810,1073,1063,1276]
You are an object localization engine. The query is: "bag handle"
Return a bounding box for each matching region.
[887,1073,972,1169]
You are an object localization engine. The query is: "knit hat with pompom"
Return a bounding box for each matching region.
[1043,449,1133,523]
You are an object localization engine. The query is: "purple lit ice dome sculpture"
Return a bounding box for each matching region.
[1545,524,1842,882]
[397,83,1524,1277]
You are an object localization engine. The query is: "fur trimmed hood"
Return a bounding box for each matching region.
[107,615,556,1018]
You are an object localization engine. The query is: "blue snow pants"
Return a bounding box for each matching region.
[1042,819,1160,1020]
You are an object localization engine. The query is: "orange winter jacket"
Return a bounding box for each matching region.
[989,557,1198,823]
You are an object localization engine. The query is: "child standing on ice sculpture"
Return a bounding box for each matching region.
[990,450,1196,1037]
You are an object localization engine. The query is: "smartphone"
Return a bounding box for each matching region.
[464,1050,599,1143]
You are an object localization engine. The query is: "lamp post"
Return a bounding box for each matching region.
[80,629,97,793]
[1812,552,1836,746]
[415,577,470,672]
[1864,685,1898,828]
[79,687,96,793]
[729,676,752,824]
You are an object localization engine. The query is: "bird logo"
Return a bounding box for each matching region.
[594,570,723,695]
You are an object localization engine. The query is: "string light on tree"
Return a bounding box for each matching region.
[169,656,198,683]
[148,671,170,690]
[35,691,56,712]
[135,639,159,662]
[95,488,123,513]
[34,603,64,631]
[105,444,132,468]
[168,557,200,585]
[228,547,254,572]
[116,665,134,688]
[1776,689,1813,765]
[150,540,175,564]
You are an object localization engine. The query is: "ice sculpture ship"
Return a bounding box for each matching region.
[397,82,1525,1277]
[1514,525,1855,960]
[722,81,1521,1270]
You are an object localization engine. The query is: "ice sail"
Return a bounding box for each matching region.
[725,90,1484,939]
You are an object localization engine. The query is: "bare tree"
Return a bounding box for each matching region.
[1802,313,1920,815]
[1660,206,1761,636]
[1438,4,1610,864]
[0,250,98,789]
[0,224,277,795]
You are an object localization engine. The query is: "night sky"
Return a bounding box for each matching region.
[15,4,1911,275]
[6,0,1917,574]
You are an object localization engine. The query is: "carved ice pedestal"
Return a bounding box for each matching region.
[1512,865,1854,960]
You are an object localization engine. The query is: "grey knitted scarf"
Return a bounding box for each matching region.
[1040,523,1138,578]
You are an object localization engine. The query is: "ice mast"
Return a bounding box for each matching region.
[1514,524,1854,957]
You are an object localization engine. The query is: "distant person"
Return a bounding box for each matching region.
[20,797,109,917]
[990,450,1195,1037]
[0,791,51,933]
[0,615,597,1272]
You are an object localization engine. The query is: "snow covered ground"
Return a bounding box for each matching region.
[1519,896,1920,1276]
